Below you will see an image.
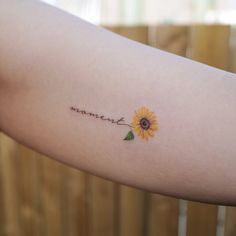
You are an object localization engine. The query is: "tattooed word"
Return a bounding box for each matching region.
[70,106,132,128]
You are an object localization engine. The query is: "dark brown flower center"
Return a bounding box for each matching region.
[140,118,150,130]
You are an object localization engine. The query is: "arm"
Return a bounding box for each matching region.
[0,0,236,206]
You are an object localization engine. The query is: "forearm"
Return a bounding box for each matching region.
[1,0,236,205]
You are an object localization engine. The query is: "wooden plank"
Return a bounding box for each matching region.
[186,25,230,236]
[0,132,6,236]
[87,176,117,236]
[147,194,179,236]
[119,186,146,236]
[37,154,65,236]
[0,134,21,236]
[148,25,189,56]
[188,25,230,69]
[187,203,218,236]
[62,167,88,236]
[17,145,42,236]
[225,207,236,236]
[229,26,236,73]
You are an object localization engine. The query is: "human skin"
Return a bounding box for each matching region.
[0,0,236,205]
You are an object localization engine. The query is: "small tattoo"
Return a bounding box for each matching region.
[70,106,158,141]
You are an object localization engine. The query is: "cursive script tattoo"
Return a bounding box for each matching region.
[70,106,132,128]
[70,105,158,141]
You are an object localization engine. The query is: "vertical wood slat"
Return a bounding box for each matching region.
[0,134,21,236]
[0,133,6,236]
[147,195,179,236]
[119,186,147,236]
[225,207,236,236]
[88,176,117,236]
[187,25,230,70]
[17,145,42,236]
[186,25,231,236]
[62,167,88,236]
[146,25,189,236]
[187,203,218,236]
[229,26,236,73]
[105,26,149,236]
[37,154,65,236]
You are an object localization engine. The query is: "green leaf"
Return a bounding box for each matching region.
[124,131,134,140]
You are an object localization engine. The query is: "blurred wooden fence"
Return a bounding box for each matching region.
[0,25,236,236]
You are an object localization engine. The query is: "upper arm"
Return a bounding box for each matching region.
[1,0,236,206]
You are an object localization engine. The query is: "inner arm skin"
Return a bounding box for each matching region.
[1,0,236,206]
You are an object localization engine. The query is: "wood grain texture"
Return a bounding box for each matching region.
[62,167,88,236]
[17,145,42,236]
[87,176,117,236]
[225,207,236,236]
[37,155,65,236]
[119,186,147,236]
[0,134,22,236]
[188,25,230,70]
[147,194,179,236]
[0,133,6,236]
[186,203,218,236]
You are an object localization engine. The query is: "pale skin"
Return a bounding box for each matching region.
[0,0,236,206]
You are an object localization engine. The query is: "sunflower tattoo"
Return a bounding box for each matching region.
[124,106,158,140]
[70,106,158,141]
